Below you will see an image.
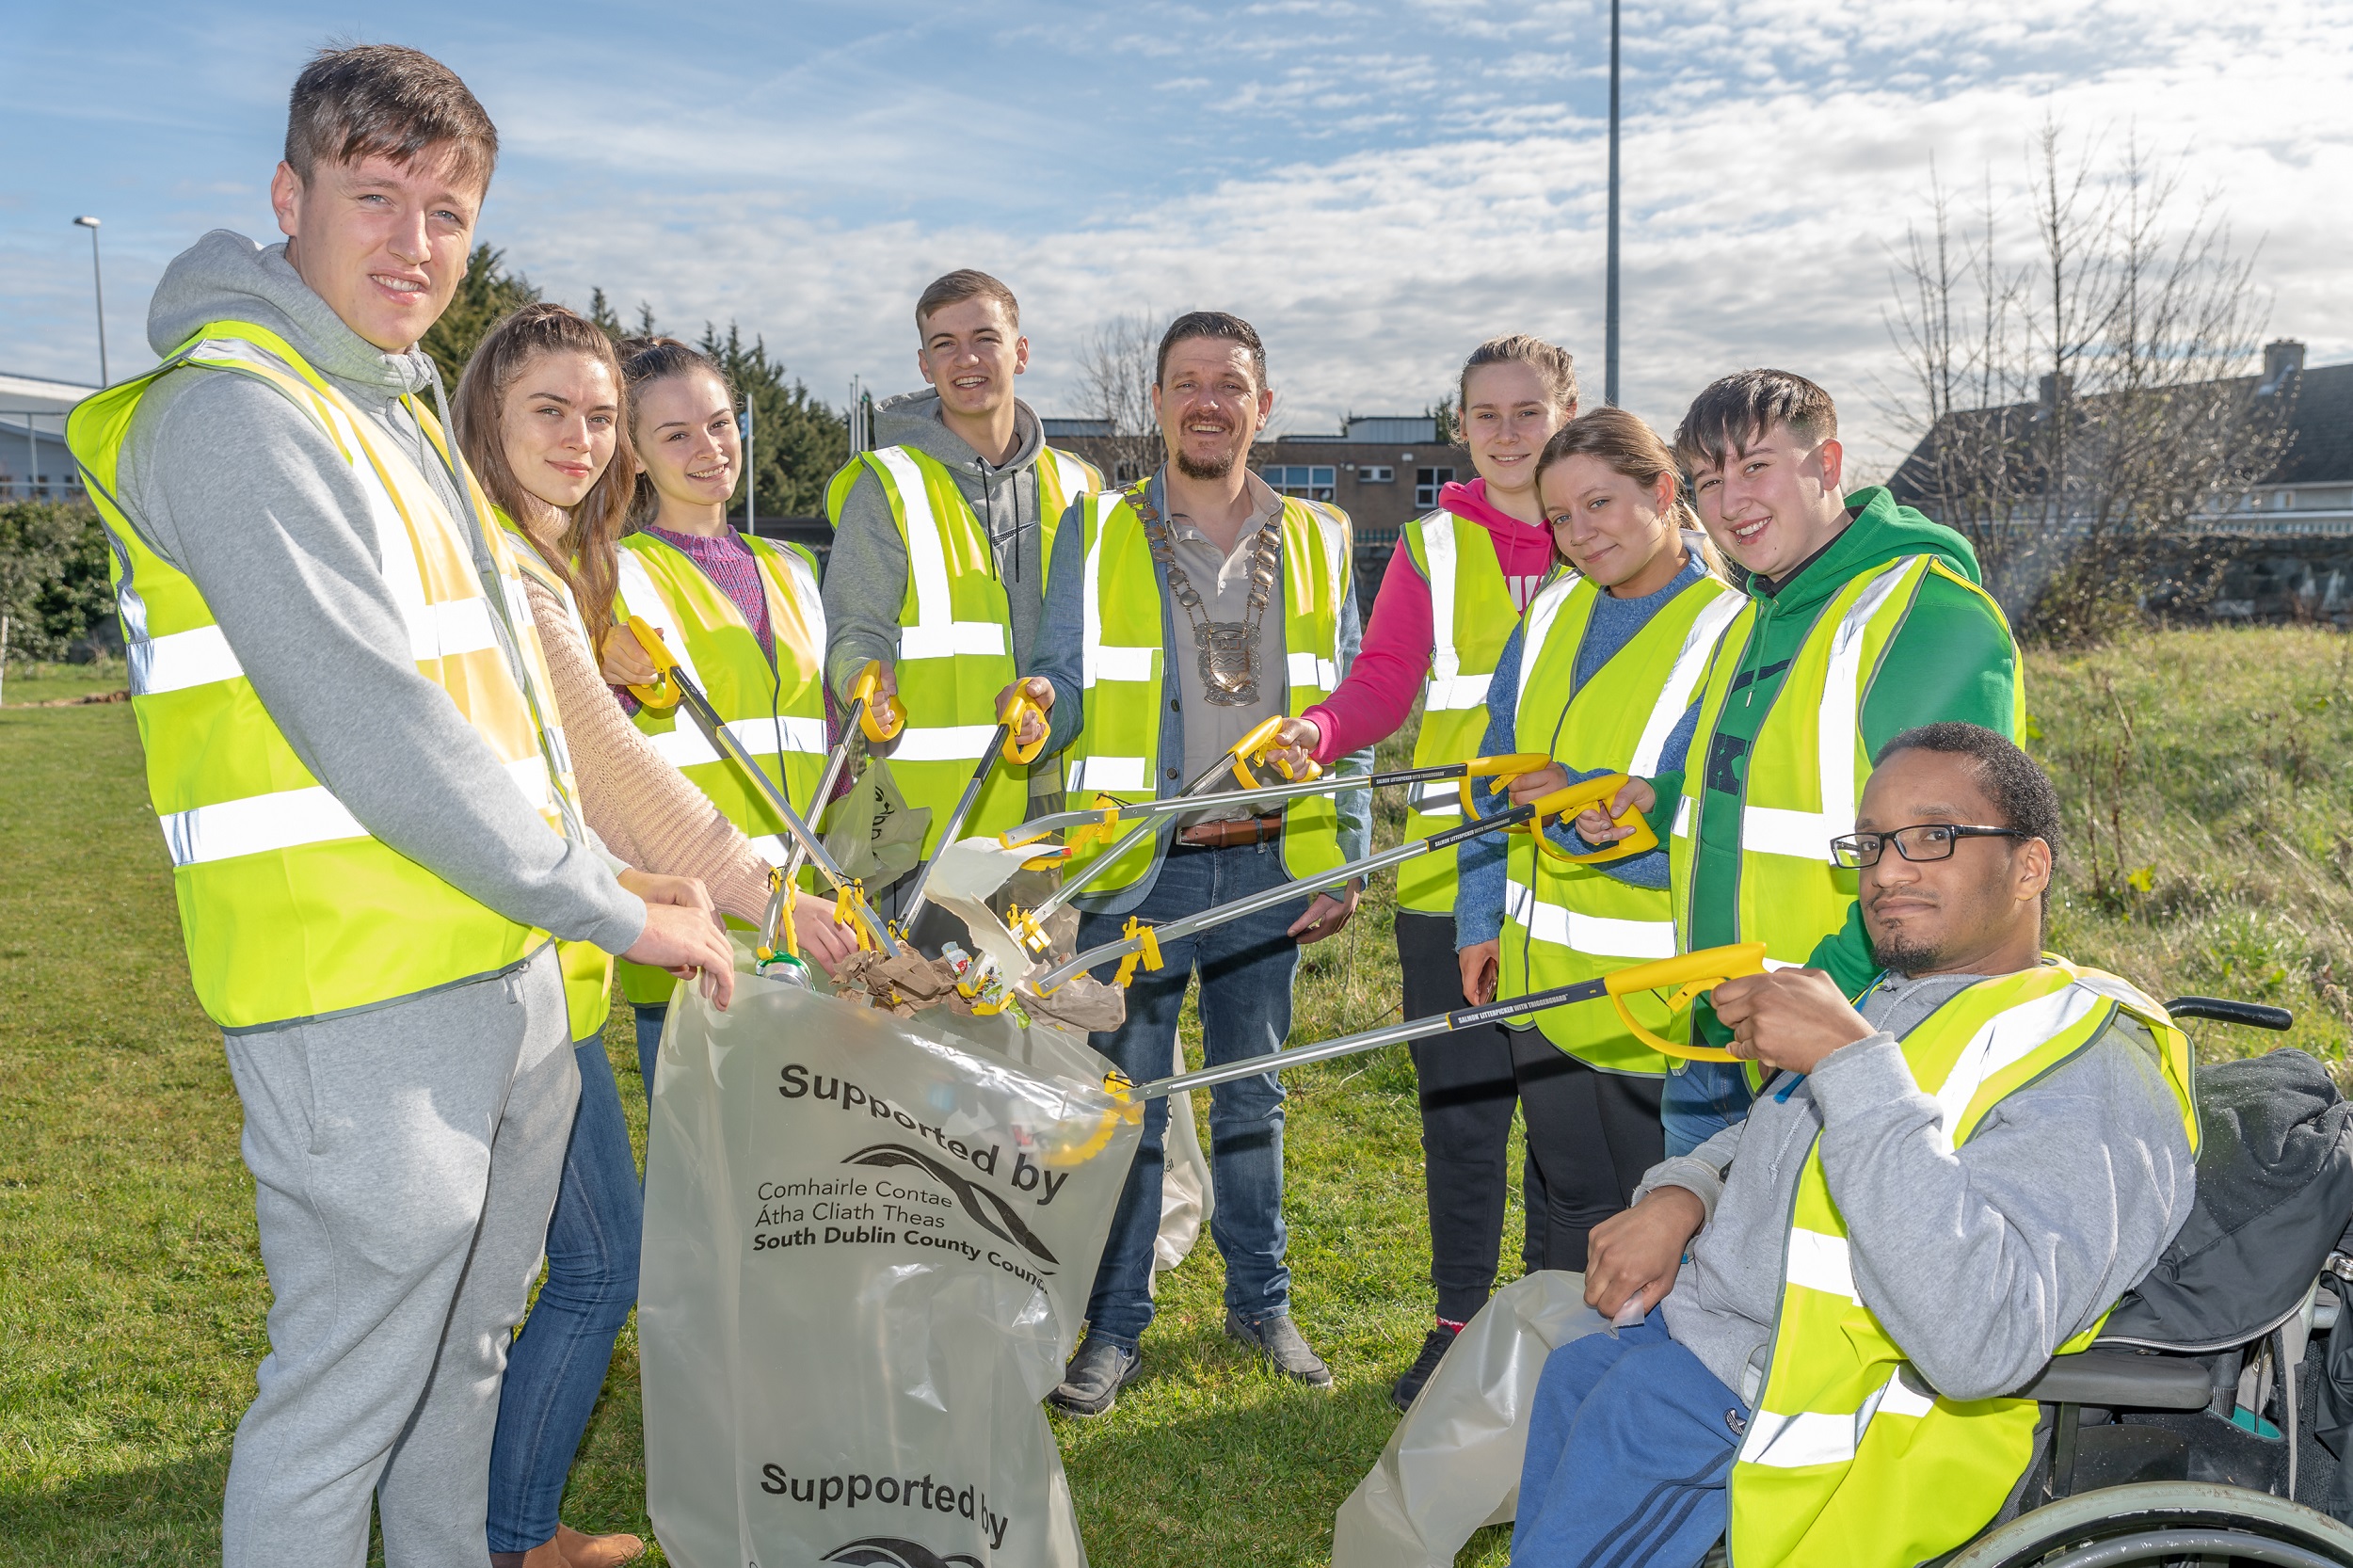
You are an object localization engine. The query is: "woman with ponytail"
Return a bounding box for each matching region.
[453,304,848,1568]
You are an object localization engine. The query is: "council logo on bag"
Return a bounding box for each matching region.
[822,1538,984,1568]
[844,1143,1062,1268]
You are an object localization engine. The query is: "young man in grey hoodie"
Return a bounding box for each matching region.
[1505,725,2196,1567]
[71,46,728,1568]
[821,270,1097,936]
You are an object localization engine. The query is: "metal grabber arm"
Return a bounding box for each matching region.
[890,680,1051,936]
[754,661,907,970]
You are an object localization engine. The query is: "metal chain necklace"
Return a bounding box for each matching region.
[1126,479,1283,706]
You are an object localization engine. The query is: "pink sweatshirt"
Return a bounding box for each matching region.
[1304,478,1558,761]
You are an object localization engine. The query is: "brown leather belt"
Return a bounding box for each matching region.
[1177,813,1286,849]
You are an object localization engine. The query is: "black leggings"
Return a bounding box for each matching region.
[1510,1029,1665,1273]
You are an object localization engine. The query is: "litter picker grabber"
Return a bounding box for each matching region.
[755,660,906,969]
[891,681,1052,936]
[1123,942,1767,1100]
[622,618,903,958]
[1025,769,1658,996]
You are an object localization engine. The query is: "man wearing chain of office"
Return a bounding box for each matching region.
[1028,311,1373,1411]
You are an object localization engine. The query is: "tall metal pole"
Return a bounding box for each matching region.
[73,216,107,387]
[1604,0,1621,408]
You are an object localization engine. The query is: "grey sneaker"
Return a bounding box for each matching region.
[1048,1335,1143,1417]
[1225,1309,1334,1387]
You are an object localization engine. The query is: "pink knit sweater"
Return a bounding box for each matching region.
[520,571,774,926]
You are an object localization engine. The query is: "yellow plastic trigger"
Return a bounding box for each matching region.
[1529,772,1658,865]
[1599,943,1768,1061]
[620,617,683,710]
[851,661,905,743]
[1112,917,1164,988]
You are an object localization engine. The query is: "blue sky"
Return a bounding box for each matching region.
[7,0,2350,472]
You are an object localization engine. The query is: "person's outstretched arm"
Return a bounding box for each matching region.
[1300,539,1433,762]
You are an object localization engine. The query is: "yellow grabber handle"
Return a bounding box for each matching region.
[1454,753,1559,818]
[622,616,684,710]
[849,660,904,744]
[1525,771,1657,866]
[999,682,1050,765]
[1599,942,1767,1062]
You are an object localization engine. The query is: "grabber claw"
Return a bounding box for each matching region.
[1112,916,1164,988]
[833,883,879,952]
[754,865,803,974]
[849,660,905,744]
[620,616,684,711]
[1007,905,1052,956]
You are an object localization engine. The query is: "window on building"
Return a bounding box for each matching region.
[1358,465,1393,483]
[1264,464,1337,502]
[1415,467,1456,507]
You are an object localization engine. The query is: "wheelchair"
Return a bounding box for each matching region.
[1945,996,2353,1568]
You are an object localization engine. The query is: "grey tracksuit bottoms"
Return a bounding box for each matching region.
[218,943,580,1568]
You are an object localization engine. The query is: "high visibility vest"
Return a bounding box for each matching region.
[1669,555,2024,966]
[1061,484,1354,896]
[822,441,1102,856]
[1501,568,1741,1072]
[1395,511,1522,916]
[500,517,618,1044]
[609,527,828,1006]
[1728,959,2198,1567]
[67,322,587,1032]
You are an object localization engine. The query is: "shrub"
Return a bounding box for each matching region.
[0,502,114,662]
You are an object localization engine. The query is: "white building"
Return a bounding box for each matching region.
[0,370,100,502]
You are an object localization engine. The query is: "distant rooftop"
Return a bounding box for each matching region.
[0,370,101,412]
[1041,417,1112,439]
[1280,415,1441,444]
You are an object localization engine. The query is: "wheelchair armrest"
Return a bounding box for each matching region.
[2011,1349,2213,1411]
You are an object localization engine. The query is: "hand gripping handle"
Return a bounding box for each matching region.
[850,660,904,744]
[998,682,1050,765]
[1225,714,1314,788]
[1527,772,1657,865]
[1602,942,1768,1062]
[1454,753,1559,818]
[623,617,683,710]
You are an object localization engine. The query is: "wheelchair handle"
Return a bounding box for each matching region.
[2163,996,2295,1032]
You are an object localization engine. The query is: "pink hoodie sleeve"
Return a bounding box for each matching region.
[1302,538,1433,761]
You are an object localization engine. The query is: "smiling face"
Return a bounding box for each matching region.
[1688,420,1849,582]
[1856,746,2050,976]
[498,349,617,513]
[1152,337,1271,483]
[1462,360,1573,499]
[916,294,1028,421]
[271,149,481,353]
[632,369,741,512]
[1539,452,1684,597]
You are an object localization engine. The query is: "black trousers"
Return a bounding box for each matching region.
[1510,1028,1665,1273]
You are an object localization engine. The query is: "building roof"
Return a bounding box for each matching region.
[0,371,100,413]
[1040,417,1112,439]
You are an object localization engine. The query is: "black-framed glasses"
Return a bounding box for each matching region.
[1830,823,2026,870]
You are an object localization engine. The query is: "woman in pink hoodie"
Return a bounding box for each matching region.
[1270,335,1575,1411]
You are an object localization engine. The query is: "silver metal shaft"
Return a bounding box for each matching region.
[1021,762,1463,840]
[895,720,1012,932]
[1025,750,1273,925]
[776,695,867,897]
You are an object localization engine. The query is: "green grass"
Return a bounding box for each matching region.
[3,627,2346,1565]
[1,656,129,708]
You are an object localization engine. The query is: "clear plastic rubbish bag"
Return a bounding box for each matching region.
[641,947,1143,1568]
[1331,1272,1610,1568]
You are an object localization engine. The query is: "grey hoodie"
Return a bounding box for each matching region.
[820,387,1054,702]
[115,231,645,987]
[1645,969,2194,1405]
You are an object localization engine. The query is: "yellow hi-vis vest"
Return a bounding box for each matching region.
[1728,959,2199,1567]
[823,441,1102,856]
[500,517,617,1043]
[1668,555,2023,966]
[1501,568,1742,1072]
[1395,510,1522,916]
[609,527,828,1006]
[1061,483,1355,896]
[68,322,588,1032]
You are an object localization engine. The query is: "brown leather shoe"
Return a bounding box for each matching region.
[557,1523,647,1567]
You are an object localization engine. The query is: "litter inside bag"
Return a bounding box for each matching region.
[641,945,1144,1568]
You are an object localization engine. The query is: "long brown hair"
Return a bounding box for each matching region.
[616,336,737,529]
[452,303,633,640]
[1533,407,1726,579]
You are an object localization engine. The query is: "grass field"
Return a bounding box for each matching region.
[3,627,2347,1566]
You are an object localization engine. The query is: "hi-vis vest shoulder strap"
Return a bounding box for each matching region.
[1500,568,1740,1071]
[823,441,1102,856]
[69,321,584,1032]
[1727,960,2197,1568]
[1394,510,1521,914]
[1670,554,2023,966]
[1061,482,1354,896]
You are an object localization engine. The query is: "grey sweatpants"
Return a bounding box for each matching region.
[219,944,580,1568]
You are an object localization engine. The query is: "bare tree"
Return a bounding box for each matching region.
[1883,124,2288,642]
[1076,311,1165,485]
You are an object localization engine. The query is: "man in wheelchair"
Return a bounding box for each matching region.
[1509,722,2201,1567]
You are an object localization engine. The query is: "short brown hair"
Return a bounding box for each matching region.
[1534,407,1725,579]
[1461,334,1577,416]
[915,270,1020,336]
[1673,369,1837,474]
[1156,311,1266,389]
[285,43,498,194]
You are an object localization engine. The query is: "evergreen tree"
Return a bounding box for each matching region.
[418,244,540,387]
[696,322,849,519]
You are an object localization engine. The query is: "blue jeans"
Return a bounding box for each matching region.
[1661,1059,1754,1157]
[485,1036,644,1553]
[1511,1310,1746,1568]
[1077,840,1305,1348]
[632,1002,665,1106]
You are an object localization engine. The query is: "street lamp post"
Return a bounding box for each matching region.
[72,216,107,387]
[1604,0,1621,408]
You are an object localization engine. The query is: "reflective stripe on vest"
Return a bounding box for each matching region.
[1669,554,2023,966]
[1063,485,1354,895]
[1397,511,1520,912]
[1727,962,2197,1566]
[1500,568,1739,1072]
[69,321,582,1032]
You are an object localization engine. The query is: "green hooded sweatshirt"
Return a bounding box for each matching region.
[1648,486,2020,1035]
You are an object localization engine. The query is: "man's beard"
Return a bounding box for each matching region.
[1175,444,1237,481]
[1868,934,1944,976]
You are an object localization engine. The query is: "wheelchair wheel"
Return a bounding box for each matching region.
[1947,1480,2353,1566]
